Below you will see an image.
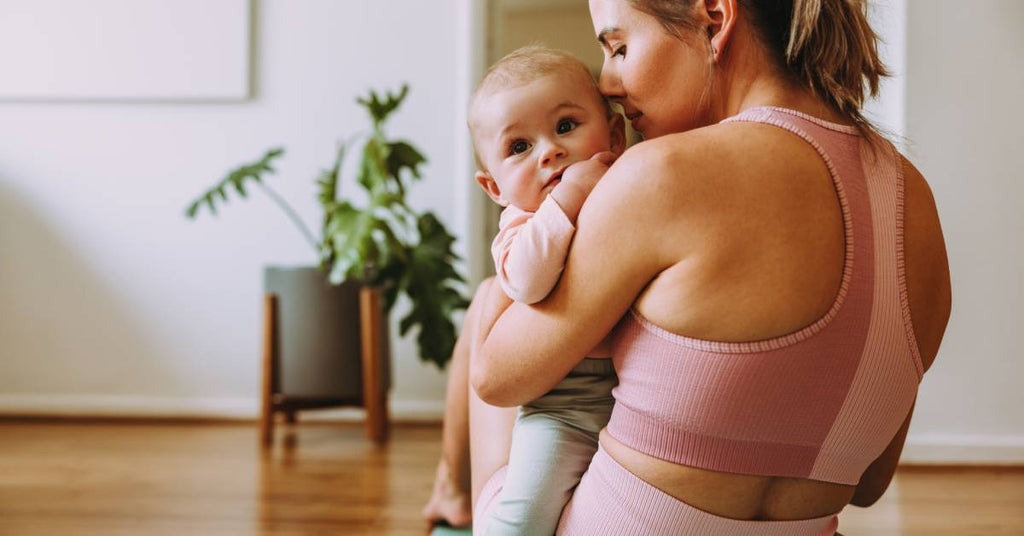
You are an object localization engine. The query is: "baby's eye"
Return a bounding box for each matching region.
[557,119,577,134]
[510,140,531,155]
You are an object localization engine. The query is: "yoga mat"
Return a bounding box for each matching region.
[429,525,472,536]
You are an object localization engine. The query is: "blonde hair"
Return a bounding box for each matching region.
[471,45,605,114]
[468,45,610,168]
[629,0,888,128]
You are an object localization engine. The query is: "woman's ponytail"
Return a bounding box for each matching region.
[784,0,888,121]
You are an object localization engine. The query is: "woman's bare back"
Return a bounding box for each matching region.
[600,123,951,521]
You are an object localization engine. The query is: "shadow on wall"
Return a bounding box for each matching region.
[0,177,170,408]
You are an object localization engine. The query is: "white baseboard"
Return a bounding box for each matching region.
[2,395,1021,463]
[0,394,444,423]
[902,434,1024,465]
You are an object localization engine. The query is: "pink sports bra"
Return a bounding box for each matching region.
[605,106,923,485]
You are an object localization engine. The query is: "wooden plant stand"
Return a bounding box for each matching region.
[260,287,389,446]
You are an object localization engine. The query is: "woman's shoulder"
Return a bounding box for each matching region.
[610,121,823,211]
[600,131,720,222]
[609,126,729,195]
[620,124,732,164]
[588,123,811,272]
[581,129,738,268]
[619,121,805,174]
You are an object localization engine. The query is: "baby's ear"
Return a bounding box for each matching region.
[475,171,507,206]
[609,113,627,156]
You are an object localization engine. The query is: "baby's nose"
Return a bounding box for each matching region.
[539,142,567,166]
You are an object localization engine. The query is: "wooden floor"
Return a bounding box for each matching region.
[0,420,1021,536]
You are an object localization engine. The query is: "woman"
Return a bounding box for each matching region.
[428,0,951,533]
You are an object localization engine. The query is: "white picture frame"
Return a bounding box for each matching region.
[0,0,251,101]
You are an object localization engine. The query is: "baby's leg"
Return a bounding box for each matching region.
[482,411,599,536]
[480,359,616,536]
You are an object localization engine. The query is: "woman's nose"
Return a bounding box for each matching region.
[598,63,623,100]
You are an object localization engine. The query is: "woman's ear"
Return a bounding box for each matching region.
[609,113,627,156]
[704,0,737,62]
[475,171,507,206]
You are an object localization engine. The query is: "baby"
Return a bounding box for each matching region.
[468,45,625,535]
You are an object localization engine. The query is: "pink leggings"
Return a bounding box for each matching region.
[475,446,840,536]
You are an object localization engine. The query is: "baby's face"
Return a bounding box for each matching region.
[474,75,613,211]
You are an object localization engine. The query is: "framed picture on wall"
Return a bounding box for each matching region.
[0,0,251,101]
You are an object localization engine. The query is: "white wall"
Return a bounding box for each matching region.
[899,0,1024,463]
[0,0,463,420]
[864,0,906,142]
[2,0,1022,464]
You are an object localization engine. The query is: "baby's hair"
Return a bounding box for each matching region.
[469,45,611,169]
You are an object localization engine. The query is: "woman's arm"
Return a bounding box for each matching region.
[471,141,696,406]
[852,156,951,506]
[850,403,913,507]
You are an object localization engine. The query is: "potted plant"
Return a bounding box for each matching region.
[185,85,468,441]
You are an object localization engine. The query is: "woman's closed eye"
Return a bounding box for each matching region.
[612,45,626,58]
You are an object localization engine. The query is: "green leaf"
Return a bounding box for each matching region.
[357,138,388,193]
[385,140,426,190]
[356,84,409,127]
[316,143,344,208]
[325,201,372,282]
[317,143,346,264]
[394,212,469,369]
[371,191,408,213]
[184,147,285,219]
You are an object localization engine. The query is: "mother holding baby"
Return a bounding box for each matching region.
[424,0,951,534]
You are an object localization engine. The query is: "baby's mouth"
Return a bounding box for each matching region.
[546,169,566,189]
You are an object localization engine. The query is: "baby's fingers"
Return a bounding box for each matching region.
[590,151,618,166]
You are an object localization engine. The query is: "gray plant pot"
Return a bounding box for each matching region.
[262,265,391,400]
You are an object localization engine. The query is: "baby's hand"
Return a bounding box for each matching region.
[561,151,617,198]
[550,151,617,223]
